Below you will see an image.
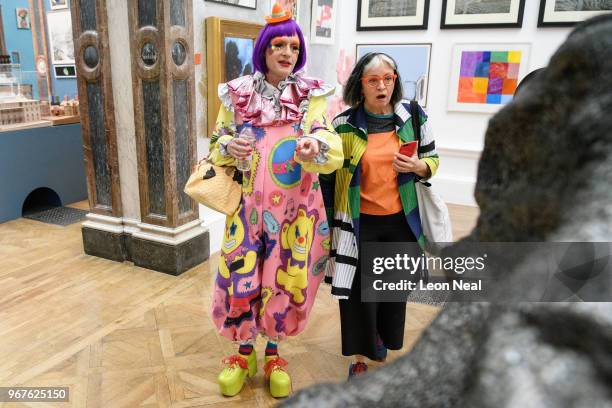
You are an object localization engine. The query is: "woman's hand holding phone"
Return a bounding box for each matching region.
[394,141,428,177]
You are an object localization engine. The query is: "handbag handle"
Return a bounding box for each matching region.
[410,99,421,145]
[410,100,430,186]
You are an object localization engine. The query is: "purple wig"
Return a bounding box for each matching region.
[252,19,307,74]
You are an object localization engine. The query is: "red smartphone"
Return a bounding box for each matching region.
[399,141,418,157]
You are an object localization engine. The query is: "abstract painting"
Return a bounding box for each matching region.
[448,43,530,113]
[357,43,432,107]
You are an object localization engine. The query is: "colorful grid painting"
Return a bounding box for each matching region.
[457,50,522,105]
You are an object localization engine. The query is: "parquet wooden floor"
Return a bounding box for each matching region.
[0,202,478,407]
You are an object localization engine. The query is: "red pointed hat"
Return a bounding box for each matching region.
[265,2,292,24]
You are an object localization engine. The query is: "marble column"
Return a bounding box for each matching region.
[73,0,209,275]
[71,0,128,262]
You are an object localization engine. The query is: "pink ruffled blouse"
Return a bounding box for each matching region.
[218,71,334,127]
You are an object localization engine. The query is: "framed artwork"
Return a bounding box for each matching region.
[206,17,263,135]
[46,10,75,64]
[441,0,526,28]
[278,0,299,21]
[205,0,257,10]
[54,64,76,78]
[310,0,337,45]
[49,0,69,10]
[448,43,531,113]
[357,0,429,31]
[16,8,31,29]
[538,0,612,27]
[356,43,432,107]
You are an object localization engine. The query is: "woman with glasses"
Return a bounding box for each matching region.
[208,3,342,398]
[320,52,440,378]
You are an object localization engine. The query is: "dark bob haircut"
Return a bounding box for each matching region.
[343,52,404,108]
[252,19,306,74]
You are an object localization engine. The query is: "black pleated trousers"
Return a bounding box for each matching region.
[339,211,416,360]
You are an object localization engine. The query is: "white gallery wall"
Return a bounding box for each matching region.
[193,0,575,252]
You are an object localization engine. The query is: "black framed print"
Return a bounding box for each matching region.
[357,0,429,31]
[205,0,257,10]
[441,0,526,29]
[538,0,612,27]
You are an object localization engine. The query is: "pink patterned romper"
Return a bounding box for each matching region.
[210,72,341,342]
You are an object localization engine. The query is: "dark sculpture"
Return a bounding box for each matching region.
[282,15,612,408]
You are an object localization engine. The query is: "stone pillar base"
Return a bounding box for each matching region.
[82,227,129,262]
[81,214,209,276]
[130,232,209,276]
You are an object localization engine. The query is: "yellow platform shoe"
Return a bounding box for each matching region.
[218,350,257,397]
[264,356,291,398]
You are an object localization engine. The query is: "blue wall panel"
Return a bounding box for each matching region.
[0,124,88,223]
[0,0,39,98]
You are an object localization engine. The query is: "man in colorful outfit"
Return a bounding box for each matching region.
[208,3,343,398]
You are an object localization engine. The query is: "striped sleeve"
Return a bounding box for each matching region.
[418,112,439,178]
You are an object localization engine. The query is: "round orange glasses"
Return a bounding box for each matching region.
[361,74,397,88]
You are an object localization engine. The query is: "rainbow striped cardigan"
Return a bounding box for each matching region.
[320,101,439,299]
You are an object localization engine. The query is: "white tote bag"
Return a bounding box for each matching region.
[415,180,453,252]
[409,100,453,251]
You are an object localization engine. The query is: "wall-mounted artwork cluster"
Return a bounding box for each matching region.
[357,0,612,29]
[355,1,611,113]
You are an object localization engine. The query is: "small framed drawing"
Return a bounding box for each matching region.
[357,0,429,30]
[356,43,432,107]
[205,0,257,10]
[310,0,337,45]
[441,0,526,28]
[16,8,31,29]
[448,43,531,113]
[49,0,69,10]
[538,0,612,27]
[54,64,76,78]
[205,17,263,135]
[47,10,75,64]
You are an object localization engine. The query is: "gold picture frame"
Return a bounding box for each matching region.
[206,17,263,136]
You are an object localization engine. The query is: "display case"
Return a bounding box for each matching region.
[0,63,47,129]
[0,62,79,131]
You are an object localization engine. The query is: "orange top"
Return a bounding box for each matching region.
[360,130,403,215]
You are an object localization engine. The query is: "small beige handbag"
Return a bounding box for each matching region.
[184,158,242,215]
